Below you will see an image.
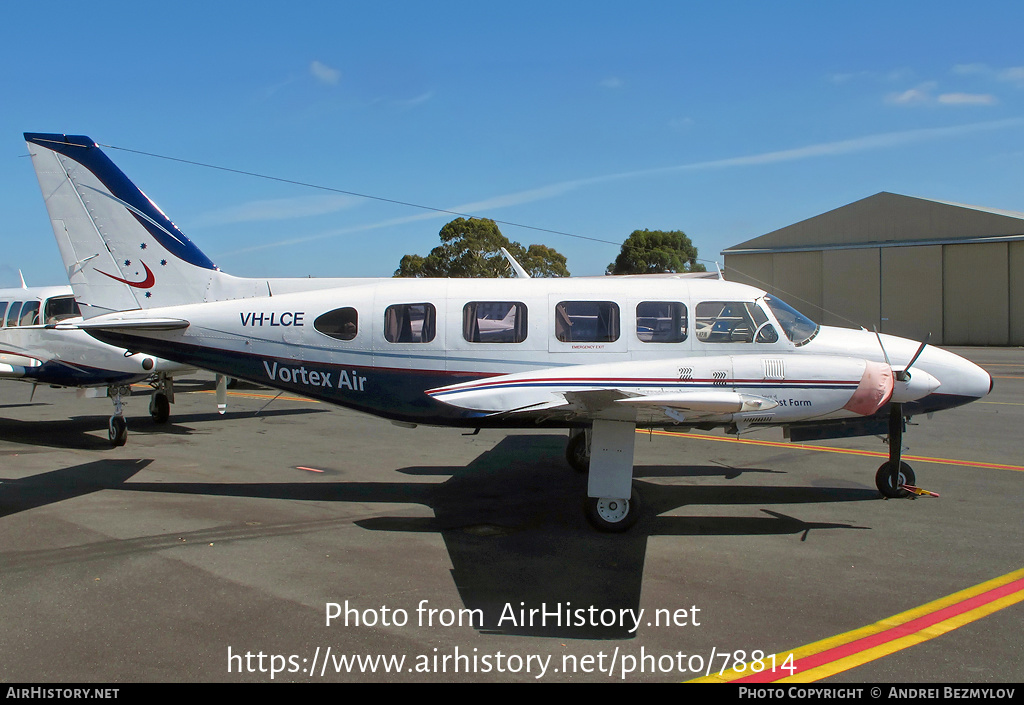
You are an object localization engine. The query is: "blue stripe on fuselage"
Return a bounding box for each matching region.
[87,330,491,426]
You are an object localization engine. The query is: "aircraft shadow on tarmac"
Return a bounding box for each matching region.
[0,406,328,449]
[0,458,152,518]
[0,436,878,639]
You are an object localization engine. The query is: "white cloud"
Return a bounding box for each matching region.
[997,66,1024,87]
[952,63,990,76]
[393,91,434,110]
[310,60,341,85]
[600,76,624,89]
[937,92,998,106]
[887,81,997,107]
[885,82,937,105]
[195,194,362,227]
[950,63,1024,88]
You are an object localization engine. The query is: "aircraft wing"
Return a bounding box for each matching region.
[427,358,781,425]
[427,353,904,426]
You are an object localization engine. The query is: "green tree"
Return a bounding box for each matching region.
[395,217,570,278]
[607,229,706,275]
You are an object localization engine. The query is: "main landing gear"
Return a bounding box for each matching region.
[148,373,175,424]
[568,422,642,533]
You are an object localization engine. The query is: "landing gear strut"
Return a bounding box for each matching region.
[566,428,591,473]
[873,332,930,500]
[107,384,130,447]
[877,404,914,498]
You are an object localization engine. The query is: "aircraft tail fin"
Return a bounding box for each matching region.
[25,133,260,317]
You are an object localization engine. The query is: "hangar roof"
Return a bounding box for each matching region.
[723,192,1024,254]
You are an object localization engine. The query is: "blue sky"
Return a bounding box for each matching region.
[2,1,1023,286]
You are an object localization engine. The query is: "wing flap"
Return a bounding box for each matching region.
[615,391,778,414]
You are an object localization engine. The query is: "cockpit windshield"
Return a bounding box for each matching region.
[763,295,819,346]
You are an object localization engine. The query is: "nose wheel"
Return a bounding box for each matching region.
[107,384,130,447]
[876,460,915,499]
[108,415,128,447]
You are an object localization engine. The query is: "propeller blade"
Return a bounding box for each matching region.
[903,333,931,375]
[873,326,892,367]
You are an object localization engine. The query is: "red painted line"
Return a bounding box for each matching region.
[734,576,1024,683]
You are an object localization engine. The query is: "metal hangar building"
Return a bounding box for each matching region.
[721,192,1024,346]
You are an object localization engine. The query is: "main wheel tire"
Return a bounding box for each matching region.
[876,461,915,499]
[566,432,590,473]
[109,416,128,447]
[584,488,641,532]
[149,393,170,424]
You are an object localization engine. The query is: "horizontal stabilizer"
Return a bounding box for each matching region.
[64,317,190,332]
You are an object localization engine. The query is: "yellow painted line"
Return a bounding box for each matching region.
[191,389,321,404]
[690,567,1024,683]
[644,428,1024,472]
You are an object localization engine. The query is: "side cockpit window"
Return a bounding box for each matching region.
[313,307,358,341]
[696,301,769,344]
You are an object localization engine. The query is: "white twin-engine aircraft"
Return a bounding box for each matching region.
[25,132,993,531]
[0,282,196,445]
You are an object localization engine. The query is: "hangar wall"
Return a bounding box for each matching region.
[722,193,1024,346]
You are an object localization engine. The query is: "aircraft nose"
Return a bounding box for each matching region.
[925,349,993,404]
[961,357,994,400]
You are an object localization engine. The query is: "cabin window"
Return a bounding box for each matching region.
[636,301,688,343]
[0,302,7,327]
[6,302,24,328]
[384,303,436,343]
[463,302,527,343]
[313,307,358,341]
[695,301,768,343]
[44,295,80,324]
[19,302,40,327]
[555,301,620,343]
